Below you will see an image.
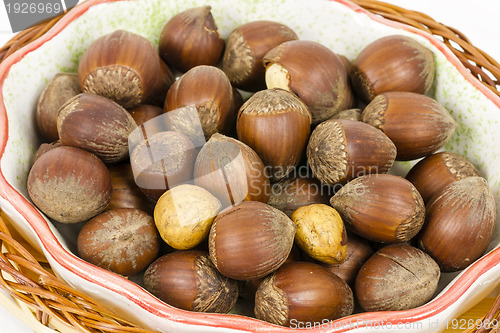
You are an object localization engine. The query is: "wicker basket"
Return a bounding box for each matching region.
[0,1,499,332]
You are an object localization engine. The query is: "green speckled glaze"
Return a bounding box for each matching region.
[1,0,500,329]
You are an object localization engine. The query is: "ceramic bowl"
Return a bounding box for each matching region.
[1,0,500,332]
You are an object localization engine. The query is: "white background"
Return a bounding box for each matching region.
[0,0,499,331]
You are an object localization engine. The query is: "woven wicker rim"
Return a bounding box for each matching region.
[0,1,499,332]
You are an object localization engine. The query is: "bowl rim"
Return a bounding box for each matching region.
[1,0,500,331]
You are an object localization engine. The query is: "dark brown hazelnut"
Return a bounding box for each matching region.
[222,20,298,91]
[329,108,362,122]
[255,261,354,326]
[237,88,311,180]
[78,30,160,108]
[406,151,480,203]
[165,66,235,140]
[307,119,396,186]
[143,59,175,107]
[106,163,153,214]
[144,250,238,313]
[128,104,165,127]
[362,91,457,160]
[263,40,347,124]
[27,146,112,223]
[32,141,62,164]
[322,234,374,287]
[268,176,333,217]
[77,208,160,276]
[130,131,196,201]
[355,244,440,311]
[159,6,224,72]
[208,201,296,280]
[194,133,270,208]
[57,93,137,163]
[36,73,80,142]
[330,174,425,243]
[239,245,302,301]
[350,35,435,103]
[418,177,496,272]
[337,54,356,110]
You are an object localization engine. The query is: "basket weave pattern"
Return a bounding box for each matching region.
[1,1,499,332]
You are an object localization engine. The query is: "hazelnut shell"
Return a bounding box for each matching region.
[236,88,311,180]
[254,261,354,326]
[159,6,224,72]
[222,20,298,91]
[78,30,160,108]
[307,119,396,186]
[263,40,347,124]
[362,91,457,160]
[77,208,160,276]
[194,133,270,207]
[406,151,479,203]
[350,35,435,102]
[355,244,440,311]
[27,146,112,223]
[330,174,425,243]
[144,250,238,313]
[418,177,496,272]
[208,201,296,280]
[57,93,137,164]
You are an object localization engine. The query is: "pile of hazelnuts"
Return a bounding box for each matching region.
[27,5,496,327]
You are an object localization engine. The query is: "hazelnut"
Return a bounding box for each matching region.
[329,108,362,122]
[291,204,347,264]
[362,91,457,160]
[32,141,61,164]
[337,54,356,110]
[263,40,347,124]
[268,176,333,218]
[236,88,311,180]
[154,184,222,250]
[57,93,137,163]
[159,6,224,72]
[143,59,175,107]
[106,163,153,214]
[78,30,160,108]
[194,133,270,208]
[165,66,235,140]
[129,131,196,201]
[418,177,496,272]
[27,146,112,223]
[36,73,80,142]
[322,234,374,287]
[128,104,165,127]
[255,262,354,326]
[222,20,298,91]
[330,174,425,243]
[307,119,396,186]
[77,208,160,276]
[406,151,479,203]
[238,245,302,301]
[208,201,296,280]
[350,35,435,102]
[355,244,440,311]
[144,250,238,313]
